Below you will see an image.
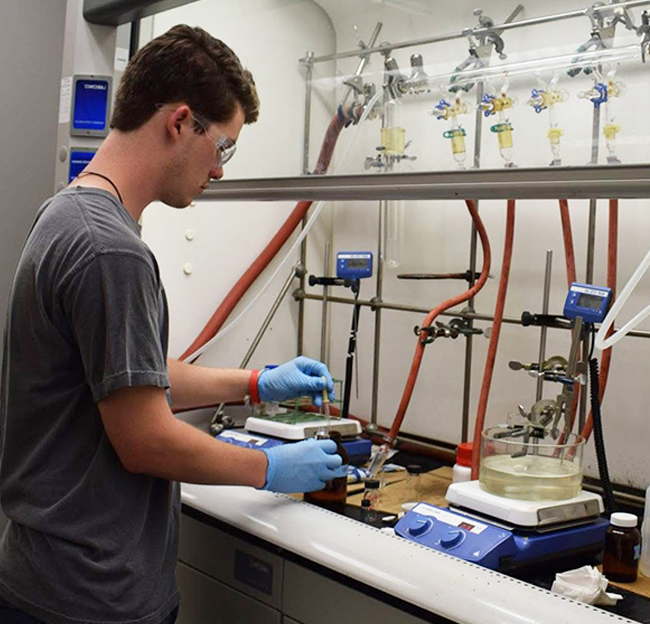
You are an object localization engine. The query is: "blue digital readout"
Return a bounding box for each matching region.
[563,282,612,324]
[73,79,109,132]
[336,252,373,280]
[68,151,97,183]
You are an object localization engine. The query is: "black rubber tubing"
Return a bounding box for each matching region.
[589,357,617,515]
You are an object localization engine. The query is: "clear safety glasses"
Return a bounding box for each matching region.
[156,105,237,168]
[191,111,237,169]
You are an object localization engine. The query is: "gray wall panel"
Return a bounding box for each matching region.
[0,0,66,533]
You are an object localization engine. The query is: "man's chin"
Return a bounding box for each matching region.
[161,195,193,209]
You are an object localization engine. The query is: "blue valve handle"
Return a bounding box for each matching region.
[481,93,495,117]
[589,83,608,109]
[530,88,546,114]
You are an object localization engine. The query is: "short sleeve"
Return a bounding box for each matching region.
[62,251,170,402]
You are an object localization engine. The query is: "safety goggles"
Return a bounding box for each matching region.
[156,105,237,168]
[191,111,237,168]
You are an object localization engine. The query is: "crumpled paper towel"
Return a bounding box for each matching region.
[551,565,623,606]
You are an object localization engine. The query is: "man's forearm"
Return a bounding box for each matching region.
[167,358,253,410]
[134,416,268,487]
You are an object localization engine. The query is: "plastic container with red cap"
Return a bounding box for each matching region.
[453,442,473,483]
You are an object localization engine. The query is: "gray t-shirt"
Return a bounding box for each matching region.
[0,187,179,624]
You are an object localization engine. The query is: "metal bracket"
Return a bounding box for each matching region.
[370,296,382,312]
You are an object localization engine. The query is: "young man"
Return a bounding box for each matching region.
[0,24,343,624]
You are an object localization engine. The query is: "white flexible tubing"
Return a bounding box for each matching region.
[596,247,650,350]
[181,98,381,363]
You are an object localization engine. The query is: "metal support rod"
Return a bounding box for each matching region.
[536,250,554,401]
[461,79,485,443]
[294,291,650,340]
[302,52,314,174]
[371,200,386,425]
[297,51,314,357]
[241,265,302,369]
[340,22,383,108]
[298,215,308,357]
[580,103,601,430]
[320,242,331,366]
[309,1,649,64]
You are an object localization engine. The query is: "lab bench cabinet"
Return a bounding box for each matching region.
[177,510,437,624]
[176,562,281,624]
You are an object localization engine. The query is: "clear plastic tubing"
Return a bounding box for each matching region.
[596,247,650,350]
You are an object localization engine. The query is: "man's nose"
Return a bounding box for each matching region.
[210,163,224,180]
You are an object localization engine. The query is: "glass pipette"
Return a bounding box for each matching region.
[321,376,331,433]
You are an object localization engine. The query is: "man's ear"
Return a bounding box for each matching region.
[167,105,191,138]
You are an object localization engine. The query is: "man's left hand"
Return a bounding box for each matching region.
[257,356,334,407]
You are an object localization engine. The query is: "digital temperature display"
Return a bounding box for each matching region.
[337,252,373,280]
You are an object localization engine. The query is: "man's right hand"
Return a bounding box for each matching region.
[261,439,345,493]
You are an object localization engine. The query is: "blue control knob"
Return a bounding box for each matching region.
[408,519,433,537]
[440,530,464,549]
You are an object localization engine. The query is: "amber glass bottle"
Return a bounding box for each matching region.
[304,431,348,513]
[603,512,641,583]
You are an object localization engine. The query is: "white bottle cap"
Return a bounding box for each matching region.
[611,512,638,528]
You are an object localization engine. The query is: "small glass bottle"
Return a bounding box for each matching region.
[360,479,381,524]
[404,464,422,503]
[304,431,348,514]
[603,512,641,583]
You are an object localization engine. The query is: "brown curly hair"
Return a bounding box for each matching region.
[111,24,259,131]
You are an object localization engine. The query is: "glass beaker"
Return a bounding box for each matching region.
[480,427,584,502]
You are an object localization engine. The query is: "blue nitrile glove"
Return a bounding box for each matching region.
[257,356,334,407]
[261,439,346,493]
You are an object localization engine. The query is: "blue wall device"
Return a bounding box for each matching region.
[336,252,373,280]
[68,149,97,182]
[563,282,612,324]
[71,75,112,137]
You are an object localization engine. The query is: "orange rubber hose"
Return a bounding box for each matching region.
[559,199,577,286]
[559,199,580,433]
[471,199,516,479]
[384,199,492,444]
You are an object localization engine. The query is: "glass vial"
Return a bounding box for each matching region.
[603,512,641,583]
[384,200,405,269]
[304,431,349,514]
[360,479,380,524]
[405,464,422,503]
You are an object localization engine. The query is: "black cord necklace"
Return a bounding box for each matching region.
[76,171,124,205]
